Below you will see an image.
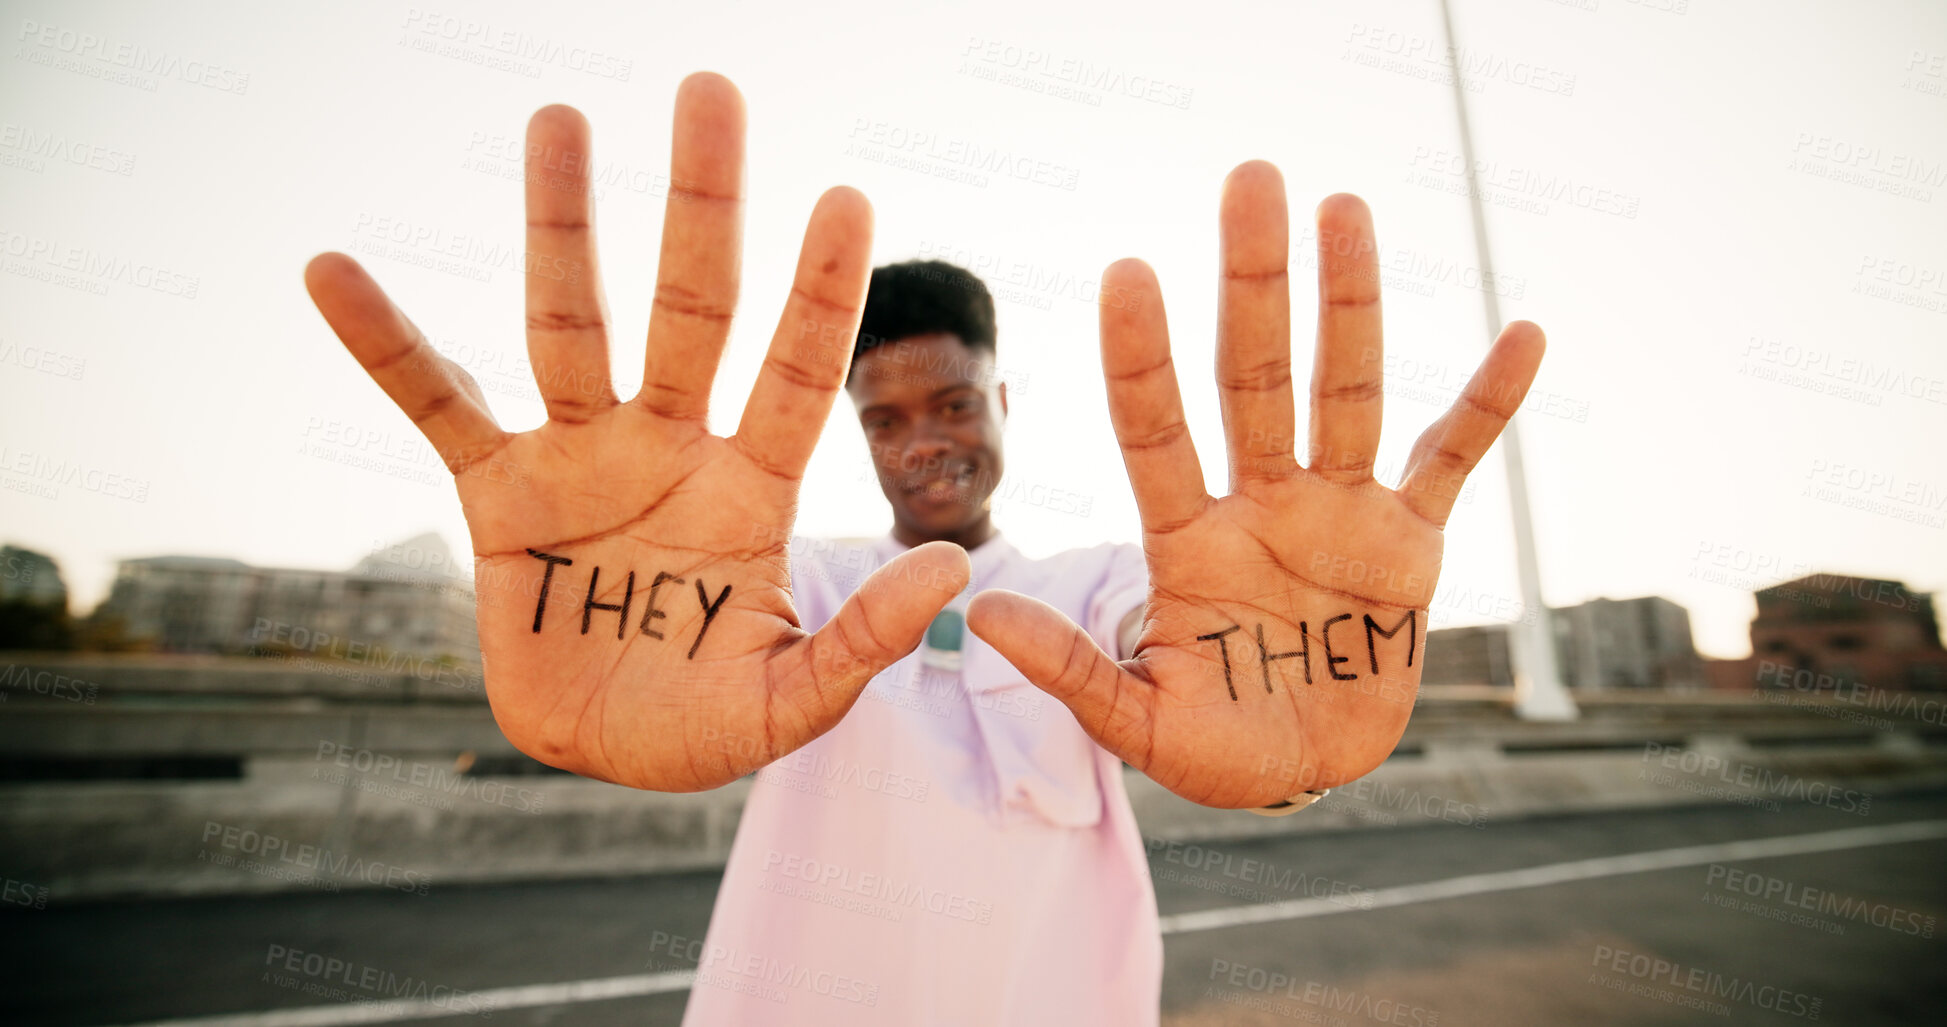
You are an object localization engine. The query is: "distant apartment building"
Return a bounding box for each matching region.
[1553,596,1703,689]
[0,544,73,649]
[1421,595,1702,689]
[1418,623,1514,688]
[88,533,478,663]
[1706,574,1947,692]
[1,544,68,610]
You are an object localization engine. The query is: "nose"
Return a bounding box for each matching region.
[899,421,953,476]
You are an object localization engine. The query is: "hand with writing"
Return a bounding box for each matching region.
[967,163,1545,808]
[303,74,969,791]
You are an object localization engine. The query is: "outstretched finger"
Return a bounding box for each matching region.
[775,541,971,719]
[304,252,507,469]
[638,72,745,422]
[1397,320,1546,527]
[524,104,617,423]
[1101,258,1209,533]
[966,589,1155,771]
[1308,193,1384,483]
[1216,161,1296,489]
[731,186,873,479]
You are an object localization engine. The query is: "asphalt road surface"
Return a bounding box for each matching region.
[6,789,1944,1026]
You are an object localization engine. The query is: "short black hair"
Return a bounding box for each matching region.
[851,260,996,368]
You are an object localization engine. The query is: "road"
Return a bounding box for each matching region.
[5,789,1944,1026]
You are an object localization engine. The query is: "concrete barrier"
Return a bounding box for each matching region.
[0,651,486,705]
[4,659,1945,902]
[5,737,1944,903]
[0,775,749,900]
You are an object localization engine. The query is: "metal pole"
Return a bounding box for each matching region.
[1435,0,1578,720]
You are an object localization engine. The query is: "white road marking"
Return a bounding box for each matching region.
[1158,818,1947,935]
[106,819,1947,1026]
[105,970,696,1026]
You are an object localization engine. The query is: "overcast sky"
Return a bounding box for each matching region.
[3,0,1943,659]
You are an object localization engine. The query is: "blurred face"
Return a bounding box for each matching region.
[847,333,1008,549]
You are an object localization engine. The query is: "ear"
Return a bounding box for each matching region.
[998,379,1009,420]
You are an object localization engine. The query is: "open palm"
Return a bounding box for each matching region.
[304,74,968,792]
[968,163,1545,809]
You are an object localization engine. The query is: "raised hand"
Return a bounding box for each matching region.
[967,162,1545,809]
[303,74,969,792]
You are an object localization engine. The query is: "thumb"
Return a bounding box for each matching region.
[967,589,1154,763]
[782,541,971,716]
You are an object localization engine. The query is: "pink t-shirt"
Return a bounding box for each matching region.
[680,531,1159,1026]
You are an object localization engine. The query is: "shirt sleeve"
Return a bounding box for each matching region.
[1082,542,1149,657]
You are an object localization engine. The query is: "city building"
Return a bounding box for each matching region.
[1553,596,1703,689]
[0,544,73,649]
[87,533,478,664]
[1422,595,1702,690]
[1419,623,1515,688]
[1705,574,1947,692]
[0,544,68,610]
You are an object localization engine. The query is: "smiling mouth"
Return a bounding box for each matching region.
[905,464,976,500]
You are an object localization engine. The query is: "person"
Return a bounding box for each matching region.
[303,71,1545,1025]
[677,259,1160,1023]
